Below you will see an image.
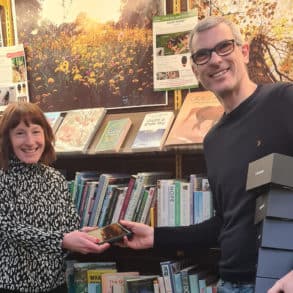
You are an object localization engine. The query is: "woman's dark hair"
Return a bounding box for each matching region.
[0,102,56,170]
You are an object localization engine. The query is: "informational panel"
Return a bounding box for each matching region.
[153,10,198,91]
[0,43,29,110]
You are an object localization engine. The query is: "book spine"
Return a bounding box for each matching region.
[160,262,173,293]
[134,188,149,222]
[118,176,136,220]
[174,180,181,226]
[140,187,156,224]
[111,189,126,223]
[124,175,144,220]
[97,185,114,227]
[168,183,176,226]
[88,175,108,226]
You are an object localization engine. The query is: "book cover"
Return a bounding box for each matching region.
[87,268,117,293]
[180,264,198,293]
[101,272,140,293]
[55,107,106,153]
[160,260,187,293]
[44,111,64,133]
[94,117,132,153]
[87,111,149,154]
[125,275,159,293]
[73,262,116,293]
[165,91,223,146]
[131,111,174,151]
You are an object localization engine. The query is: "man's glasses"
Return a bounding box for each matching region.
[191,39,238,65]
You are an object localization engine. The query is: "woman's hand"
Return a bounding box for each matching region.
[62,229,110,254]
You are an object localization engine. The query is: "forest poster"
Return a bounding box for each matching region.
[14,0,167,111]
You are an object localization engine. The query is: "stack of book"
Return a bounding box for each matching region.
[246,153,293,293]
[160,259,217,293]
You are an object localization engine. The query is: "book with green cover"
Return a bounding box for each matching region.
[95,118,132,153]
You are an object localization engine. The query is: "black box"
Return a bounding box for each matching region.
[256,247,293,279]
[255,187,293,224]
[255,277,277,293]
[257,218,293,250]
[246,153,293,192]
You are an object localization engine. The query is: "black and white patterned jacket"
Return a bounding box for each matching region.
[0,157,80,292]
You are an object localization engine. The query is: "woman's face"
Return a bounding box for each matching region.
[9,120,45,164]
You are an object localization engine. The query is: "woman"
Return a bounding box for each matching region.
[0,102,110,292]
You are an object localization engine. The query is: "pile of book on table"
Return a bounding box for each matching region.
[246,153,293,293]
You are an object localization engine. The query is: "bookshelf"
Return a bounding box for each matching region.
[54,144,219,276]
[54,147,207,181]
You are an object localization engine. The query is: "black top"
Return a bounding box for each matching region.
[154,82,293,283]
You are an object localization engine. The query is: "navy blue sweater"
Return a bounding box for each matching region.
[154,82,293,283]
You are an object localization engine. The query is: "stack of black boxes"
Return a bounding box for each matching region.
[246,153,293,293]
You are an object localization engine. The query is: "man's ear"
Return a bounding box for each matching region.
[241,43,250,64]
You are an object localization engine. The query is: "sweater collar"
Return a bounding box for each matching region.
[9,155,41,172]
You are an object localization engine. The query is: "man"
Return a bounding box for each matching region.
[120,16,293,293]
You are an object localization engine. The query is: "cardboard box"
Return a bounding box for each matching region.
[257,218,293,250]
[255,187,293,224]
[257,247,293,278]
[255,277,277,293]
[246,153,293,191]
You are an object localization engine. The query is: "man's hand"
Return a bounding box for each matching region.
[268,270,293,293]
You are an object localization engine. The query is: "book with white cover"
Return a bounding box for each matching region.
[131,111,174,151]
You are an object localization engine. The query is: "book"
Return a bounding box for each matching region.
[87,223,133,245]
[98,184,127,227]
[94,117,132,153]
[80,181,99,227]
[101,272,140,293]
[87,268,117,293]
[44,111,64,133]
[71,171,100,209]
[118,174,137,220]
[165,91,224,146]
[65,260,78,293]
[124,171,172,221]
[73,262,116,293]
[88,173,130,226]
[87,111,150,154]
[140,186,157,224]
[103,186,127,225]
[131,111,174,151]
[111,187,127,223]
[125,275,159,293]
[180,264,198,293]
[160,260,187,293]
[55,107,106,153]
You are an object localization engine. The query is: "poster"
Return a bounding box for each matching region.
[0,44,29,111]
[153,10,198,91]
[14,0,167,111]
